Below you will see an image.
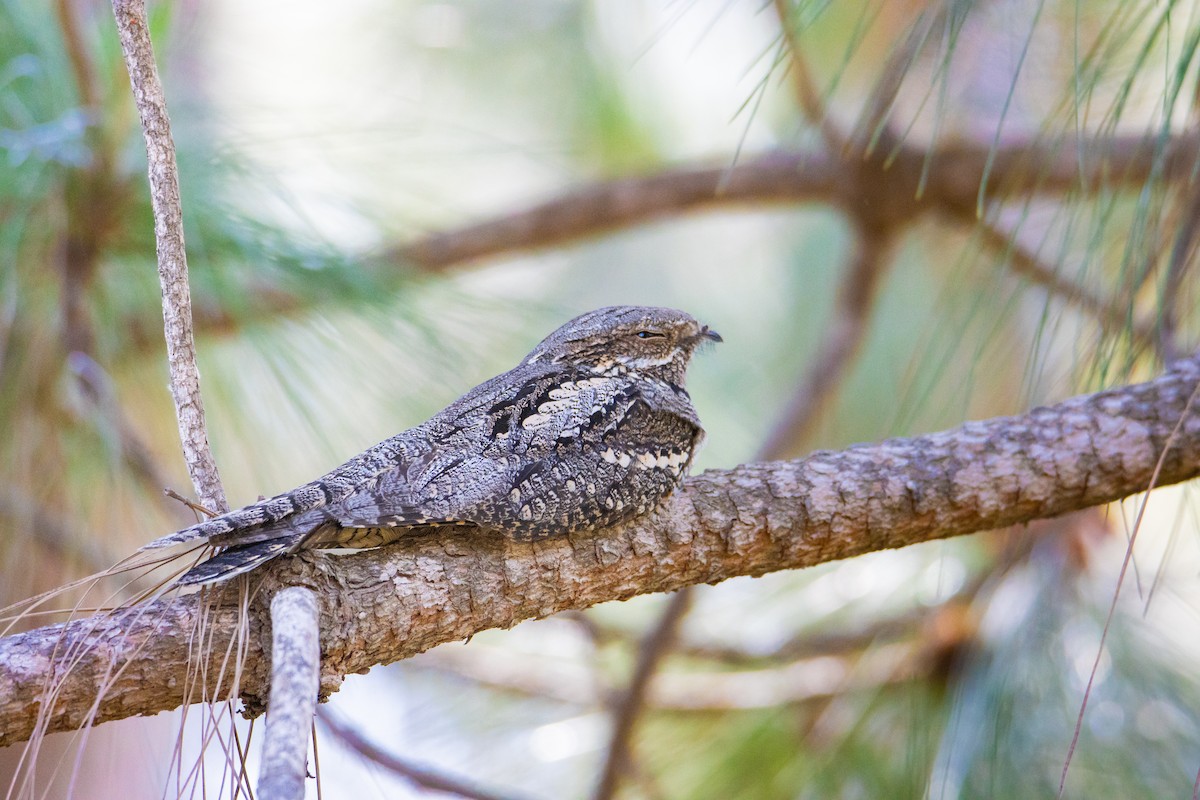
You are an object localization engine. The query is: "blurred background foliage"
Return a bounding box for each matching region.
[2,0,1200,797]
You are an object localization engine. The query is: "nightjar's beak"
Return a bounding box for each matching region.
[699,325,722,343]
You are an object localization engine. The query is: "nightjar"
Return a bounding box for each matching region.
[143,305,720,584]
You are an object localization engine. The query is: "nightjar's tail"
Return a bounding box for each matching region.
[176,537,302,586]
[174,523,412,585]
[140,478,342,550]
[141,491,334,586]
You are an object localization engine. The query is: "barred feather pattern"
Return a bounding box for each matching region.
[144,306,719,585]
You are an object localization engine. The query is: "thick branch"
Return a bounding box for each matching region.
[2,357,1199,747]
[111,0,227,512]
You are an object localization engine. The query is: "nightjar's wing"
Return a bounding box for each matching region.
[330,364,705,541]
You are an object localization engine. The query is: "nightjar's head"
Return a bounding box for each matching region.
[524,306,721,383]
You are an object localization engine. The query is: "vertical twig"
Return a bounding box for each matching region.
[258,588,320,800]
[759,222,894,458]
[107,7,323,796]
[591,589,693,800]
[110,0,228,513]
[1160,178,1200,361]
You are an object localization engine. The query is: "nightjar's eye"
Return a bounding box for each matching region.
[635,330,664,339]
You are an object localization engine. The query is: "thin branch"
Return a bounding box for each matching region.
[2,356,1199,746]
[111,0,227,513]
[966,214,1159,348]
[414,639,919,712]
[389,133,1200,272]
[1160,176,1200,360]
[393,151,843,270]
[258,588,320,800]
[164,488,219,520]
[317,709,531,800]
[760,222,895,458]
[591,589,692,800]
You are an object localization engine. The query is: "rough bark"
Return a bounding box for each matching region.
[1,357,1197,748]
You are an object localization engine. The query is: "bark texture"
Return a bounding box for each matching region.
[1,357,1198,747]
[112,0,227,512]
[258,588,319,800]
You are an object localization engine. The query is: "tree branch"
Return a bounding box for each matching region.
[414,639,918,711]
[1160,174,1200,360]
[2,356,1198,747]
[156,133,1197,345]
[591,589,692,800]
[317,709,530,800]
[257,587,319,800]
[392,152,842,270]
[759,222,895,457]
[390,133,1200,272]
[111,0,227,513]
[957,213,1159,349]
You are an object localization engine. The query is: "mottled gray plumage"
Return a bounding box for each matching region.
[143,306,719,585]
